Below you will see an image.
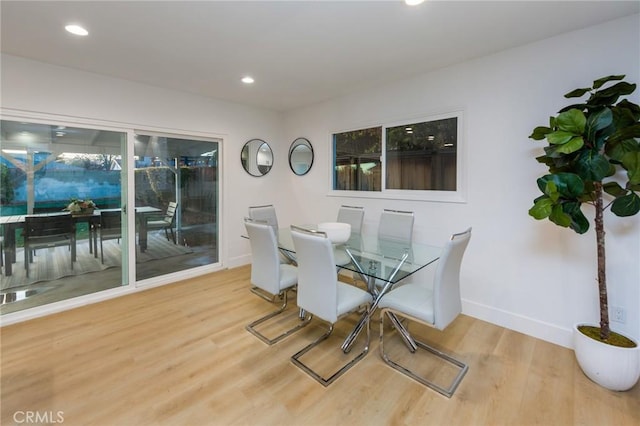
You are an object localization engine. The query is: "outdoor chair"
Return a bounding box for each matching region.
[23,214,76,278]
[146,202,178,244]
[99,210,122,264]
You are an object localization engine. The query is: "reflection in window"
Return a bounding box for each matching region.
[386,117,457,191]
[333,127,382,191]
[332,114,461,197]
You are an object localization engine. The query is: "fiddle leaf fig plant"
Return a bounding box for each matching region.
[529,75,640,344]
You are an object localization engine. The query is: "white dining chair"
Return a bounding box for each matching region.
[248,204,294,270]
[353,209,415,289]
[378,208,414,244]
[337,205,365,234]
[248,204,278,232]
[290,225,373,386]
[378,227,472,397]
[244,218,311,345]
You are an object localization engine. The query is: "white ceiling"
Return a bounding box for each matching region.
[1,1,638,112]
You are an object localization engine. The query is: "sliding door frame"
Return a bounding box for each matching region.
[0,109,225,324]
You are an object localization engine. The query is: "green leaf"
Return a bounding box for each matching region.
[537,173,585,198]
[605,138,640,163]
[564,87,591,98]
[602,181,627,197]
[555,136,584,154]
[549,204,571,228]
[556,109,586,133]
[621,152,640,184]
[558,103,587,113]
[549,204,571,227]
[529,197,554,219]
[597,81,636,98]
[575,151,611,181]
[592,75,625,89]
[563,202,590,234]
[589,82,637,107]
[607,124,640,144]
[616,99,640,120]
[545,181,559,202]
[529,126,551,140]
[547,131,576,145]
[611,193,640,217]
[585,107,613,141]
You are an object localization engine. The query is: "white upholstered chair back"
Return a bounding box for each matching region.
[378,209,414,244]
[244,218,282,296]
[248,204,278,232]
[336,205,364,234]
[290,226,339,324]
[433,227,472,329]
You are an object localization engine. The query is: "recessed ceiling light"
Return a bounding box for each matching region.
[65,24,89,36]
[405,0,425,5]
[241,76,255,84]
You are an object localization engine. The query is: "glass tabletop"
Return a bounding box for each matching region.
[277,227,441,285]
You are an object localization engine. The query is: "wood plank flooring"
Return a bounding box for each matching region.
[1,265,638,426]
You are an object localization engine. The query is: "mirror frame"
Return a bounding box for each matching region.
[241,138,273,177]
[288,137,314,176]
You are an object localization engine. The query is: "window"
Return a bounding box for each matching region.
[333,126,382,191]
[386,117,457,191]
[332,112,463,202]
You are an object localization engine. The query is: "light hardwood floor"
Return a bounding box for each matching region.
[1,265,638,426]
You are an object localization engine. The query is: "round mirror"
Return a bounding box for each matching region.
[288,137,314,176]
[241,139,273,176]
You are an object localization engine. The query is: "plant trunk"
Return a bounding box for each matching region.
[594,181,610,341]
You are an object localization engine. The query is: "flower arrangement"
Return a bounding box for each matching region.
[64,198,96,214]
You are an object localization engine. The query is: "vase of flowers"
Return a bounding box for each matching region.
[65,198,96,216]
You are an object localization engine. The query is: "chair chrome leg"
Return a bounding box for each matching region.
[246,291,312,345]
[291,316,370,387]
[386,311,418,352]
[380,308,468,398]
[250,286,279,302]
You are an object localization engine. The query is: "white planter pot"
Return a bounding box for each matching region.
[573,323,640,391]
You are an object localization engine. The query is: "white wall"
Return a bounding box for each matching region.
[280,15,640,348]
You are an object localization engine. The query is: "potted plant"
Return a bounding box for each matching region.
[64,198,96,216]
[528,75,640,391]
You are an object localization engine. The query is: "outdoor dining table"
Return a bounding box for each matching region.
[274,226,442,353]
[0,206,161,276]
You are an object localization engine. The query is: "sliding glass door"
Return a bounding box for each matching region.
[133,133,219,281]
[0,120,220,315]
[0,119,128,313]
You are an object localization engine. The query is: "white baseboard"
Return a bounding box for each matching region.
[462,299,573,349]
[227,254,251,269]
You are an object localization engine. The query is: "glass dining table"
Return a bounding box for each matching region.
[275,226,442,353]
